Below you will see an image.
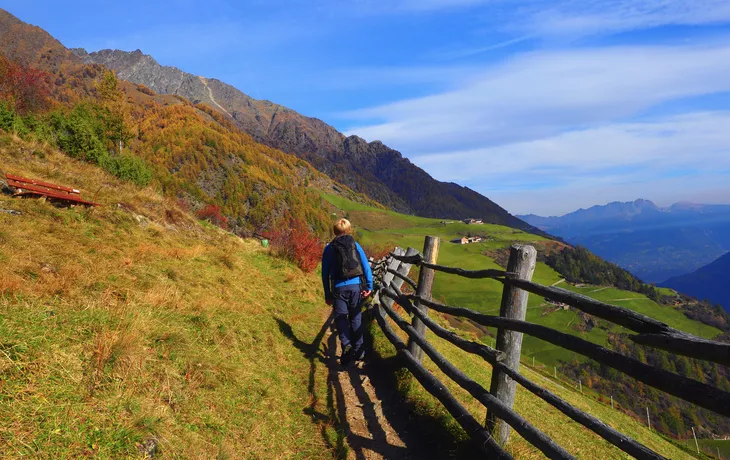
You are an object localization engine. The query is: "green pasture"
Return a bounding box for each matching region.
[323,193,723,369]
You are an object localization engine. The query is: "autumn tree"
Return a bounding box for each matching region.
[96,70,133,154]
[0,54,52,114]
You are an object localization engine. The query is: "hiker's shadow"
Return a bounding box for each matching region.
[275,314,336,424]
[276,314,414,459]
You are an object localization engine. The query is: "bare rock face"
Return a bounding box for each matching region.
[76,47,541,230]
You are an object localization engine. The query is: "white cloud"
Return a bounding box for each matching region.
[345,40,730,154]
[521,0,730,37]
[415,111,730,179]
[332,1,730,215]
[413,111,730,215]
[339,0,730,34]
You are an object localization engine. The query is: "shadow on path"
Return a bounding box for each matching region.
[359,312,482,459]
[277,312,478,459]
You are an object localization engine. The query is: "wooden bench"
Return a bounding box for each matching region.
[6,173,100,207]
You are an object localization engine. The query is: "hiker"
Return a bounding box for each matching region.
[322,218,373,366]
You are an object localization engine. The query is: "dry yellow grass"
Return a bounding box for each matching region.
[0,135,345,458]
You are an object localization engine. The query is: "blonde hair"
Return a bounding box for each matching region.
[333,218,352,236]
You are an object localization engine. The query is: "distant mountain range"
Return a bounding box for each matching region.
[661,251,730,312]
[70,48,541,232]
[519,199,730,283]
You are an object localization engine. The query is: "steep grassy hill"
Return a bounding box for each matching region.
[368,316,699,459]
[0,135,346,457]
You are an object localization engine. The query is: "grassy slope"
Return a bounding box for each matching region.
[369,310,699,459]
[0,136,343,458]
[324,194,721,347]
[698,439,730,458]
[328,193,718,458]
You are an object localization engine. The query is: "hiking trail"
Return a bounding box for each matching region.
[323,318,429,459]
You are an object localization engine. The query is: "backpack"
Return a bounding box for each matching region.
[330,235,364,280]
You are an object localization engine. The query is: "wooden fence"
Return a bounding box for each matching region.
[367,236,730,459]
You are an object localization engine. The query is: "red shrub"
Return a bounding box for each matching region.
[0,55,52,114]
[265,219,323,273]
[196,204,228,229]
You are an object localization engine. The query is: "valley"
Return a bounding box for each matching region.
[325,193,730,442]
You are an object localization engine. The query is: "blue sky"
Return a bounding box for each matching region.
[6,0,730,215]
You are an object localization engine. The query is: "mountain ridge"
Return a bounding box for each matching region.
[71,47,544,233]
[519,199,730,283]
[519,199,730,223]
[0,8,379,236]
[661,251,730,312]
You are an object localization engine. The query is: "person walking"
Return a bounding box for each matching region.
[322,218,373,366]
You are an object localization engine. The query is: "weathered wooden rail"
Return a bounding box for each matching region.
[367,237,730,459]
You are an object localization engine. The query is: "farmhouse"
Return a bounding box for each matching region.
[452,236,483,244]
[544,297,570,309]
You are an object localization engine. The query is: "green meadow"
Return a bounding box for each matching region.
[324,193,722,369]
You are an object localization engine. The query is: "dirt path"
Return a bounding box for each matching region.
[323,322,428,459]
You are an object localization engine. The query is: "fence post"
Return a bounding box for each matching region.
[646,408,651,431]
[380,247,419,310]
[376,247,406,304]
[486,244,537,446]
[408,236,440,363]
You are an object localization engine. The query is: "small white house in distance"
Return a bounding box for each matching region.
[452,236,483,244]
[463,218,484,225]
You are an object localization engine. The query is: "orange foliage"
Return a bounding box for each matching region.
[0,54,52,113]
[1,51,333,235]
[265,219,324,273]
[126,99,331,233]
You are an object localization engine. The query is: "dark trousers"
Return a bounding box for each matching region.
[332,284,363,352]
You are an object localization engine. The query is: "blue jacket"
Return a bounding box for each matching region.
[321,240,373,300]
